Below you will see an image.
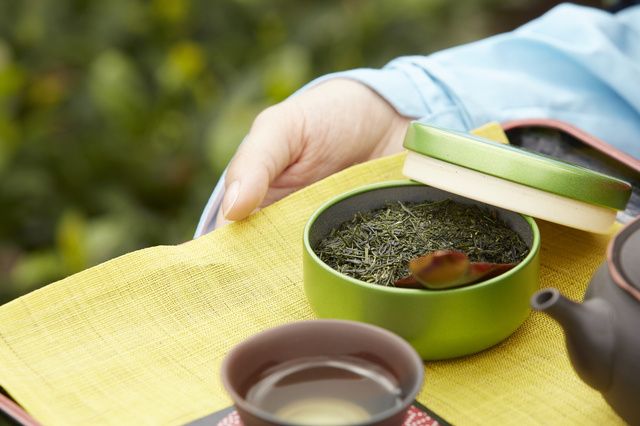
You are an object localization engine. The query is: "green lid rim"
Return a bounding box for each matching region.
[402,122,632,211]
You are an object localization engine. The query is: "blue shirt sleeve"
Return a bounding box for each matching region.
[302,3,640,158]
[195,3,640,237]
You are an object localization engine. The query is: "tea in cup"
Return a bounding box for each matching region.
[221,319,424,426]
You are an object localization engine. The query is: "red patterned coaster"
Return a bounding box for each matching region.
[216,405,440,426]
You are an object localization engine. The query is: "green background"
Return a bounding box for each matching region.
[0,0,602,304]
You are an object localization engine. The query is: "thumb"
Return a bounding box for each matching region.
[220,163,270,222]
[220,106,298,221]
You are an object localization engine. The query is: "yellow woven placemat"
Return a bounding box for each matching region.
[0,152,623,425]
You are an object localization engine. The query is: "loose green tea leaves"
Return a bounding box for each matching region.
[313,199,530,287]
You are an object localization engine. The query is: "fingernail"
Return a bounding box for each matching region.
[222,181,240,220]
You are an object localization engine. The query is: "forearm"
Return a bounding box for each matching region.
[302,3,640,157]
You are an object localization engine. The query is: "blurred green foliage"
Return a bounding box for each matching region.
[0,0,600,304]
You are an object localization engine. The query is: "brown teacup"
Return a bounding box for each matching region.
[221,319,424,426]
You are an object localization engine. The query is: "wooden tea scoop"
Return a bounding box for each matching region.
[394,250,516,290]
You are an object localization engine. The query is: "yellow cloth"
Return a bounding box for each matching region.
[0,152,624,426]
[469,121,511,144]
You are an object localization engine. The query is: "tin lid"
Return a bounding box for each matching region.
[402,122,632,233]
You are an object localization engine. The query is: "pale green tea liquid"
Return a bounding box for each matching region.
[245,356,403,425]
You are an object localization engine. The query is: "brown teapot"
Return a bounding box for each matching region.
[531,215,640,426]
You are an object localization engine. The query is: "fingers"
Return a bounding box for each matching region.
[213,205,235,229]
[216,78,412,225]
[220,104,302,221]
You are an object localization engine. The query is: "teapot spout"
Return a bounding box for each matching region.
[531,288,614,392]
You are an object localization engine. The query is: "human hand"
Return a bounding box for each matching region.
[216,78,414,228]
